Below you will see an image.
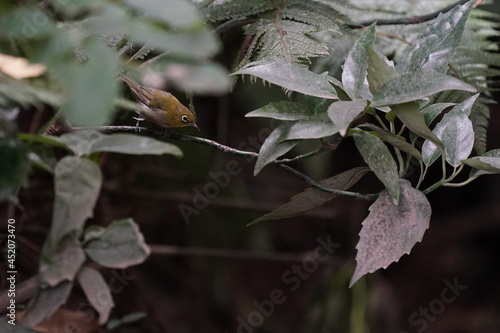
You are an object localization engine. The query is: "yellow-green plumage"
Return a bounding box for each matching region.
[119,74,198,129]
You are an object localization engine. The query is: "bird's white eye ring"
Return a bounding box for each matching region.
[181,115,189,123]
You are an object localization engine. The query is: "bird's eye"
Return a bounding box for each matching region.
[181,115,189,123]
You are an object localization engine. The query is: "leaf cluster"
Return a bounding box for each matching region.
[233,2,500,286]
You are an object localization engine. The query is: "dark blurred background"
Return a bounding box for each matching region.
[2,2,500,333]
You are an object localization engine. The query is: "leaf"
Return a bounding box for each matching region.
[51,131,183,158]
[123,0,201,29]
[254,123,298,175]
[361,124,422,161]
[370,70,476,107]
[327,99,367,136]
[77,266,115,325]
[342,23,376,99]
[247,167,370,225]
[397,2,473,74]
[56,39,119,127]
[366,46,398,95]
[392,102,444,151]
[39,235,86,287]
[281,114,338,141]
[84,218,151,269]
[422,94,478,166]
[246,101,311,121]
[421,103,456,125]
[353,131,400,204]
[21,281,73,328]
[232,57,338,99]
[463,149,500,178]
[160,62,231,95]
[106,312,147,330]
[0,132,31,201]
[350,179,431,287]
[50,157,102,247]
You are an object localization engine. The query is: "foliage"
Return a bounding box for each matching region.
[232,1,500,287]
[1,0,500,330]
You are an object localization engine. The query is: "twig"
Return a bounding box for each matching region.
[149,244,343,266]
[71,126,374,200]
[348,0,472,28]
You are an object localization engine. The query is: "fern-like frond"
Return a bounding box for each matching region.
[237,18,330,69]
[199,0,296,22]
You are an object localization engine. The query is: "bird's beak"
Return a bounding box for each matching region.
[191,122,200,131]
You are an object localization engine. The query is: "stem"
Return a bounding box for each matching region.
[71,126,375,200]
[444,176,479,187]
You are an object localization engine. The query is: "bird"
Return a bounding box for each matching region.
[119,73,199,131]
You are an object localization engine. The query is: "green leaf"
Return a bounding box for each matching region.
[84,218,150,269]
[342,23,376,99]
[397,2,473,74]
[50,157,102,246]
[361,124,422,161]
[0,133,31,201]
[371,70,476,107]
[350,179,430,287]
[21,281,73,328]
[51,131,183,158]
[421,103,456,125]
[232,57,338,100]
[106,313,147,330]
[464,149,500,177]
[392,102,444,151]
[160,62,231,95]
[123,0,202,29]
[246,101,311,121]
[281,114,338,141]
[248,167,371,225]
[39,235,86,288]
[422,94,478,166]
[366,46,399,95]
[327,99,367,136]
[353,131,400,203]
[77,266,115,325]
[57,38,119,127]
[254,123,298,175]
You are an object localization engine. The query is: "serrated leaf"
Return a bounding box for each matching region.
[397,2,473,74]
[84,218,150,269]
[246,101,311,121]
[50,157,102,247]
[422,94,478,166]
[232,57,338,99]
[350,179,430,287]
[366,46,399,95]
[342,23,376,99]
[21,281,73,328]
[463,149,500,177]
[327,99,367,136]
[39,235,85,287]
[77,266,115,325]
[254,123,298,175]
[248,167,371,225]
[353,131,400,203]
[362,124,422,161]
[281,113,338,141]
[371,70,476,107]
[50,131,182,158]
[392,102,444,151]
